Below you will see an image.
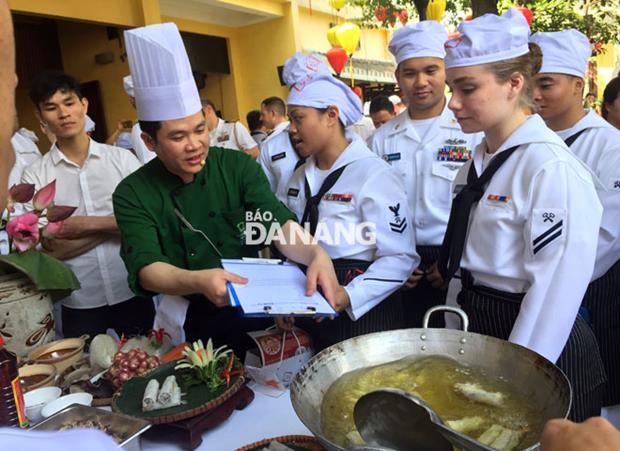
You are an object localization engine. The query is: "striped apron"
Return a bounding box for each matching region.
[299,258,404,352]
[583,258,620,406]
[458,271,607,422]
[402,245,447,328]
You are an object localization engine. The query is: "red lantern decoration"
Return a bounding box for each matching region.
[398,10,408,25]
[353,86,363,98]
[515,5,533,25]
[374,5,387,21]
[326,47,348,76]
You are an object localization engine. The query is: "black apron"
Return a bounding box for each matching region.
[402,245,446,328]
[298,259,404,352]
[582,259,620,406]
[458,270,606,421]
[437,143,605,420]
[565,129,620,406]
[298,164,403,351]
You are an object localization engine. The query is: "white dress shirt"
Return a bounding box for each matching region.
[21,139,141,309]
[284,139,419,320]
[209,118,256,151]
[370,103,483,246]
[555,109,620,280]
[455,115,602,362]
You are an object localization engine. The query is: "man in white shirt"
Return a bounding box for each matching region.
[532,29,620,420]
[202,98,259,159]
[370,21,482,328]
[23,70,154,339]
[259,96,289,141]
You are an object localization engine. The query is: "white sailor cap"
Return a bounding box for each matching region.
[389,21,448,64]
[530,30,591,78]
[445,8,530,70]
[124,23,201,122]
[283,52,362,127]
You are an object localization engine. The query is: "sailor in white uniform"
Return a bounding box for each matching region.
[531,29,620,416]
[436,9,605,421]
[282,52,418,350]
[370,20,482,328]
[202,98,259,159]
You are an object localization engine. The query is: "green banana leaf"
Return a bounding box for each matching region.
[0,251,80,301]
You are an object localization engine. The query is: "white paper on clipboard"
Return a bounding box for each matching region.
[221,258,336,317]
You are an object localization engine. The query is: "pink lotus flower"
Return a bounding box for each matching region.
[6,212,40,252]
[8,183,35,203]
[42,221,64,239]
[46,205,77,222]
[32,180,56,211]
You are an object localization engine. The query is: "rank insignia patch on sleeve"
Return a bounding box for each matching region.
[388,203,407,233]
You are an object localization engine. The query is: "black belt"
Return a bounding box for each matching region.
[460,269,525,304]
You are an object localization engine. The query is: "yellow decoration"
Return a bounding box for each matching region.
[328,0,347,10]
[335,23,361,55]
[426,0,447,22]
[327,25,341,47]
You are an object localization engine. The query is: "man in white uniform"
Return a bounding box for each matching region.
[531,29,620,421]
[122,75,156,165]
[23,70,154,339]
[370,20,482,328]
[202,98,259,159]
[259,96,289,141]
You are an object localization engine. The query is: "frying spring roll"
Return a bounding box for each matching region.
[454,382,505,407]
[142,379,160,412]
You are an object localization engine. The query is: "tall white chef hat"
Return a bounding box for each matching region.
[124,23,201,121]
[389,21,448,64]
[530,30,591,78]
[283,52,362,127]
[445,8,530,70]
[122,75,134,97]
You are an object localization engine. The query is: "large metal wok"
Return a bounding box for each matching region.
[290,307,571,451]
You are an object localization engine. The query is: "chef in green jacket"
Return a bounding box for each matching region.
[113,23,339,354]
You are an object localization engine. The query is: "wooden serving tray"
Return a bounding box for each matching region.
[112,360,245,424]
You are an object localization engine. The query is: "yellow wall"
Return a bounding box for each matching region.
[56,21,135,139]
[233,2,299,120]
[8,0,145,27]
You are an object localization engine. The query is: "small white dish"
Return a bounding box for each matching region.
[41,392,93,419]
[24,386,62,424]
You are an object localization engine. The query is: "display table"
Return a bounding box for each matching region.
[141,386,312,451]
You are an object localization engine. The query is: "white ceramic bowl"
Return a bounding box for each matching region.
[24,386,62,424]
[41,392,93,419]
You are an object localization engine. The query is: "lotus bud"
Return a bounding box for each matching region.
[32,180,56,211]
[46,204,77,222]
[8,183,35,203]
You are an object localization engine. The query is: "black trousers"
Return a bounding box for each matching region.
[298,259,404,352]
[583,258,620,406]
[402,245,446,328]
[61,296,155,340]
[458,275,606,422]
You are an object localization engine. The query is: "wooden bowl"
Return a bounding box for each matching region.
[19,364,57,392]
[28,336,87,374]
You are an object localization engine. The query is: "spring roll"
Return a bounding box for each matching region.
[142,379,160,412]
[454,382,505,407]
[158,375,176,405]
